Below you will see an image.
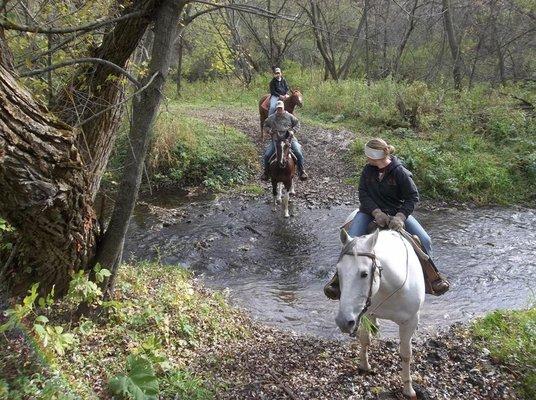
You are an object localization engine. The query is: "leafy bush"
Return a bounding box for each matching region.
[148,113,257,190]
[109,355,159,400]
[472,308,536,399]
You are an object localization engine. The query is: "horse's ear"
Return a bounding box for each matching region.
[340,228,351,245]
[365,229,380,250]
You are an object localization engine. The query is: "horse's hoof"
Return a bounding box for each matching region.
[284,213,290,218]
[357,367,375,375]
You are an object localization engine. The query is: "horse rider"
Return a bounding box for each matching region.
[261,100,308,181]
[324,138,449,299]
[268,67,290,115]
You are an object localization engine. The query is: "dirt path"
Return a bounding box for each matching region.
[189,107,360,208]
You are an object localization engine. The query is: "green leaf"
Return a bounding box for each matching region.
[109,355,159,400]
[35,315,49,324]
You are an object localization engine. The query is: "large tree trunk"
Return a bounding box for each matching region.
[0,64,98,296]
[51,0,161,199]
[442,0,463,89]
[95,0,185,293]
[0,1,163,297]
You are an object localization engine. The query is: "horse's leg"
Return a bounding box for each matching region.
[399,314,419,398]
[282,182,290,218]
[289,179,295,196]
[276,182,283,203]
[272,180,278,212]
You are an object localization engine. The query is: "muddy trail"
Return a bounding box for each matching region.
[123,107,535,399]
[188,107,360,207]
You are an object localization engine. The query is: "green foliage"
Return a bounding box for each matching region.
[109,355,159,400]
[0,283,39,333]
[175,72,534,204]
[112,112,257,191]
[0,262,244,399]
[66,265,111,305]
[161,370,213,400]
[472,308,536,399]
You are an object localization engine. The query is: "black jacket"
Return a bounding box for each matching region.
[358,157,419,218]
[269,77,289,96]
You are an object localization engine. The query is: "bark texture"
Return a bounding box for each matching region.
[51,0,161,199]
[0,64,98,295]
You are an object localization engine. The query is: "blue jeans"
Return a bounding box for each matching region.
[263,139,304,172]
[348,211,433,258]
[268,95,279,115]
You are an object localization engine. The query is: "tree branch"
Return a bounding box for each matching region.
[20,58,142,87]
[0,10,148,34]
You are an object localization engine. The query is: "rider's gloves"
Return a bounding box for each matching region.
[388,212,406,231]
[372,209,390,228]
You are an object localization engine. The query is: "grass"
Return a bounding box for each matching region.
[0,262,249,399]
[171,66,536,205]
[472,308,536,399]
[110,108,258,192]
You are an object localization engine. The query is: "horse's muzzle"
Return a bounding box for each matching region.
[336,313,358,334]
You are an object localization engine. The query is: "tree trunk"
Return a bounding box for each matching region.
[490,0,505,83]
[51,0,161,199]
[442,0,463,89]
[393,0,419,77]
[0,64,98,296]
[339,0,369,80]
[95,0,185,294]
[175,35,184,95]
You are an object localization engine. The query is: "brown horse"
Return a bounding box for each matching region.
[269,134,296,218]
[259,90,303,140]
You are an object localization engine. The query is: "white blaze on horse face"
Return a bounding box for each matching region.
[278,140,284,165]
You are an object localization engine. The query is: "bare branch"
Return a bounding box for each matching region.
[75,72,159,128]
[20,58,142,87]
[0,10,148,34]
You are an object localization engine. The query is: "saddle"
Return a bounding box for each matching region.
[323,223,450,300]
[261,95,270,111]
[366,223,449,296]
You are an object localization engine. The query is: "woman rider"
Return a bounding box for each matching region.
[324,138,449,299]
[268,67,290,115]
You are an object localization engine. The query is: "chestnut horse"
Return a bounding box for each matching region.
[259,90,303,140]
[269,134,296,218]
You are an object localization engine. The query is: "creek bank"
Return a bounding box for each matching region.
[192,320,519,400]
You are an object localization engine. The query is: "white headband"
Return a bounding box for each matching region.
[364,145,387,160]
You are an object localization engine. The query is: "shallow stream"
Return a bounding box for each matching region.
[124,192,536,338]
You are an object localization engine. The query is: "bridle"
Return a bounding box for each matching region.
[337,238,382,336]
[337,233,410,336]
[272,132,291,167]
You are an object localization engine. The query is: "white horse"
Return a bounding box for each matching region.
[335,227,425,398]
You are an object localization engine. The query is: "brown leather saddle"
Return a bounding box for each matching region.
[323,224,450,300]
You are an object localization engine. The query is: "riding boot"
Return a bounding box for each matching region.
[299,169,308,181]
[324,271,340,300]
[423,259,450,296]
[410,234,450,296]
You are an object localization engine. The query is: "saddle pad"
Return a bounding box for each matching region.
[261,95,270,111]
